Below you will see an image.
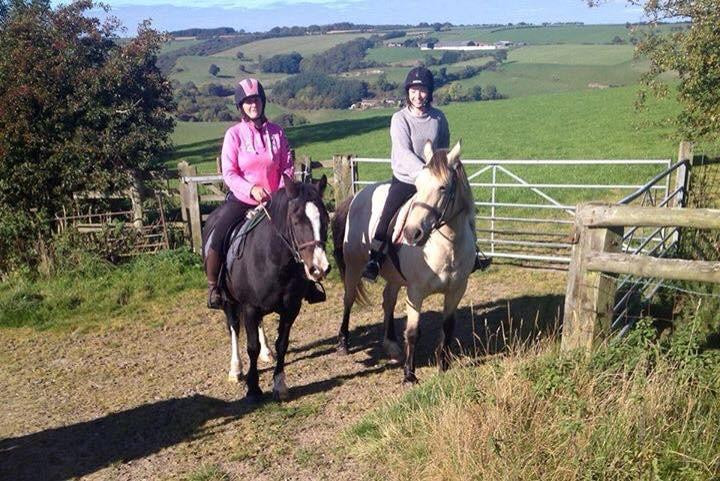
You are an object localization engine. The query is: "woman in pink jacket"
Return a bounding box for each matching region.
[206,78,323,309]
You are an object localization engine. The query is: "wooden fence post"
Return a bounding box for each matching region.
[215,156,222,175]
[561,205,623,352]
[296,153,312,183]
[668,141,693,246]
[674,141,693,208]
[333,154,353,208]
[177,161,202,254]
[129,172,144,229]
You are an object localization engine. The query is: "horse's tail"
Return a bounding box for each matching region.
[332,195,370,307]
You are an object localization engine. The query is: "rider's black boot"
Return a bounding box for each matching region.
[304,280,327,304]
[361,249,384,282]
[205,248,223,309]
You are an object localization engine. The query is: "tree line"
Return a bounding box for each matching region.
[0,0,175,272]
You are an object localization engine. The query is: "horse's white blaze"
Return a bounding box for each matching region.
[273,372,288,398]
[228,325,242,380]
[305,202,329,274]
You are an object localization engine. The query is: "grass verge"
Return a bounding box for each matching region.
[347,318,720,480]
[0,249,204,331]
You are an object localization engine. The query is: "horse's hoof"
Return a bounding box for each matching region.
[336,341,349,356]
[403,373,419,385]
[245,389,264,404]
[272,388,289,402]
[227,371,244,383]
[383,340,403,363]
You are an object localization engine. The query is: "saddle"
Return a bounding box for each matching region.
[222,205,267,272]
[368,183,416,279]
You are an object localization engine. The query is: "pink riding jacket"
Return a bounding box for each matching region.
[221,120,294,205]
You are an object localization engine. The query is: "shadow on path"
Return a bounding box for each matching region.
[0,360,390,481]
[285,293,564,373]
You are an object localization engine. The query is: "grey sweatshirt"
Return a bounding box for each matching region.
[390,106,450,184]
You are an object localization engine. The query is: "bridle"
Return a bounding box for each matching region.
[408,166,463,233]
[260,200,324,266]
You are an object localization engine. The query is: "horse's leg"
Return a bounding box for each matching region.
[403,289,424,384]
[337,273,361,355]
[224,304,244,383]
[243,305,263,402]
[382,282,403,362]
[272,306,300,401]
[258,322,275,364]
[437,285,465,372]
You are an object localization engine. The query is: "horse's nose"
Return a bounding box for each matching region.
[324,265,331,275]
[310,266,321,277]
[406,227,424,245]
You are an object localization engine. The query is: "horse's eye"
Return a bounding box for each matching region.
[439,186,446,193]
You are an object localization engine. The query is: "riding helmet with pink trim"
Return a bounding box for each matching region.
[234,78,267,112]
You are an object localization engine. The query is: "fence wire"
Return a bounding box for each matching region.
[600,273,720,300]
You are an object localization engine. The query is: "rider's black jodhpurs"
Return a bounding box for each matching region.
[209,193,254,252]
[372,176,417,244]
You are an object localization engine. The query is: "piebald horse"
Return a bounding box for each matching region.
[332,141,476,383]
[203,176,331,401]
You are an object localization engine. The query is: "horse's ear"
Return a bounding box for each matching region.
[447,139,462,167]
[313,174,328,197]
[283,174,298,199]
[423,140,434,163]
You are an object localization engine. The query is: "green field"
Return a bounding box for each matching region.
[447,61,644,98]
[159,38,204,55]
[171,55,289,86]
[169,85,681,176]
[213,32,370,61]
[365,47,443,65]
[356,44,640,100]
[434,24,681,45]
[508,44,635,65]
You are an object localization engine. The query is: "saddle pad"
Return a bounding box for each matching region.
[366,183,415,246]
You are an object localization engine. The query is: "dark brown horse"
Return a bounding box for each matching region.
[203,175,330,402]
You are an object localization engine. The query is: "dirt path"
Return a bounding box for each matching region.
[1,267,565,481]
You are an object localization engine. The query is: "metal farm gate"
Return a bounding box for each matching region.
[350,155,688,266]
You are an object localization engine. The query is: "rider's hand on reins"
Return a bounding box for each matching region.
[251,185,270,203]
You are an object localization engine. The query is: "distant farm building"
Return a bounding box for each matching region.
[349,98,401,110]
[420,40,510,51]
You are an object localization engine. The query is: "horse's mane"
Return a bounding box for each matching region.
[268,183,324,228]
[268,188,290,231]
[426,150,474,213]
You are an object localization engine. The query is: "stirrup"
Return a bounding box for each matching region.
[361,259,380,282]
[473,254,492,273]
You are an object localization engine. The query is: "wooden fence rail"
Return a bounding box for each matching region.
[177,154,341,254]
[561,203,720,352]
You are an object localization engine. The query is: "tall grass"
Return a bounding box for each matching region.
[348,319,720,480]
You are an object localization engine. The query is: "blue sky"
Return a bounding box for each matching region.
[85,0,647,34]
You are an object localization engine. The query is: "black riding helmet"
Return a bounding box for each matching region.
[404,66,434,103]
[234,78,267,114]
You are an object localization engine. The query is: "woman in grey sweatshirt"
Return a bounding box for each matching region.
[362,66,449,281]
